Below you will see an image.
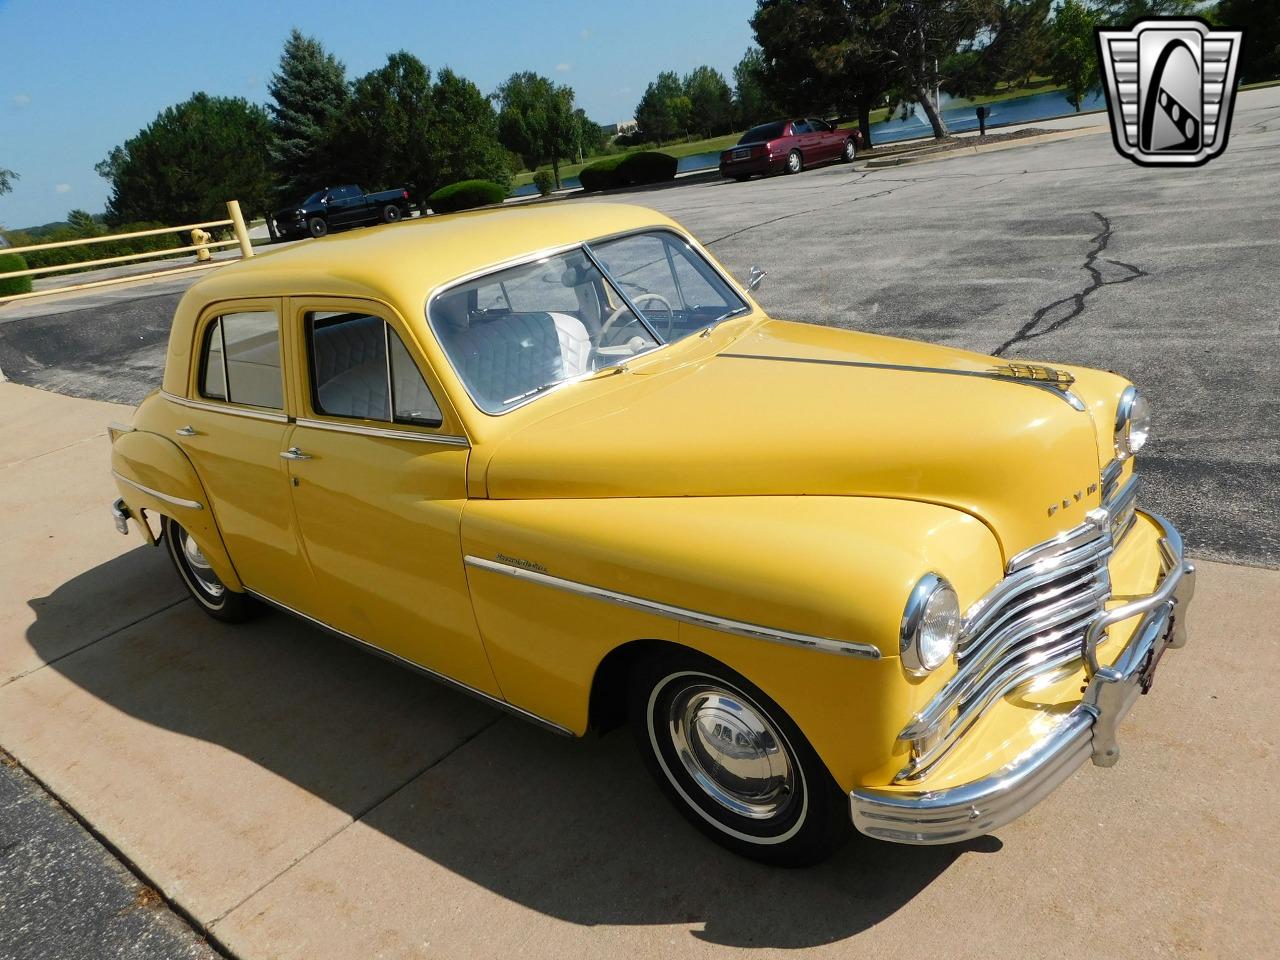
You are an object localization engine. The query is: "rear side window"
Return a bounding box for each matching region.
[200,311,283,409]
[308,312,442,426]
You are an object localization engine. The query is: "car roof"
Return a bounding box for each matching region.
[187,202,682,312]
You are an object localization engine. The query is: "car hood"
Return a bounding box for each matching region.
[484,319,1120,560]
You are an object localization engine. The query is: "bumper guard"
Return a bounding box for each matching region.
[850,513,1195,844]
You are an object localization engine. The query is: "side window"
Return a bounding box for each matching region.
[199,311,283,409]
[791,120,811,134]
[308,311,442,427]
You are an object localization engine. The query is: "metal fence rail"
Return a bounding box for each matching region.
[0,200,255,304]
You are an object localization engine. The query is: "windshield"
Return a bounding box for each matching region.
[739,121,786,144]
[428,230,749,414]
[302,191,325,205]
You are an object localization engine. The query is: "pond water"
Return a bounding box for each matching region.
[509,87,1107,196]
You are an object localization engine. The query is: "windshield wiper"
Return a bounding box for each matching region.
[701,305,750,336]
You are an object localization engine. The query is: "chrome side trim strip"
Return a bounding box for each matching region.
[112,471,204,512]
[719,353,1088,410]
[292,417,468,447]
[161,391,290,424]
[107,420,135,435]
[243,588,574,737]
[464,555,882,660]
[112,471,204,510]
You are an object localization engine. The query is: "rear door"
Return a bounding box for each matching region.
[807,119,839,161]
[279,297,499,695]
[173,300,314,607]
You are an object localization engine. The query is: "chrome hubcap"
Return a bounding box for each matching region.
[667,682,796,820]
[179,529,225,598]
[788,154,799,171]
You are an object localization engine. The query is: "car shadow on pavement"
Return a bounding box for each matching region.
[24,546,1001,949]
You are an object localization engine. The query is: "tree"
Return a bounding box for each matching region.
[0,168,15,196]
[494,72,579,188]
[635,71,688,143]
[751,1,892,147]
[683,65,736,137]
[96,93,272,225]
[428,68,512,191]
[331,51,436,205]
[1214,0,1280,84]
[1050,0,1101,111]
[66,209,102,235]
[266,30,349,202]
[732,47,781,127]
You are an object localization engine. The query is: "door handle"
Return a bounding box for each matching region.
[175,425,198,437]
[280,446,312,461]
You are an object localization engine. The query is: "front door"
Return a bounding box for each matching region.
[175,301,313,606]
[280,298,498,695]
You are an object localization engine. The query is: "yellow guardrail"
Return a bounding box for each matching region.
[0,200,255,305]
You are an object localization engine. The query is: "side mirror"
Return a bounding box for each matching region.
[748,265,766,291]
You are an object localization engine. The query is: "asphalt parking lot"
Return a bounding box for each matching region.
[1,89,1278,960]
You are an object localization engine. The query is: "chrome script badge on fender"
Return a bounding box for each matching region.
[1096,18,1244,167]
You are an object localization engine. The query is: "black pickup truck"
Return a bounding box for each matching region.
[268,184,413,240]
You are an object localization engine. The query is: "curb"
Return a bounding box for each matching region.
[863,125,1110,168]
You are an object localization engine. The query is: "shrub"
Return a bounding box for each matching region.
[0,252,33,297]
[428,179,508,214]
[533,170,555,196]
[578,151,678,192]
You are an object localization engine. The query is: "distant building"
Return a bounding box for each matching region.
[602,119,638,137]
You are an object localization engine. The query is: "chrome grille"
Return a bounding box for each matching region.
[895,471,1138,783]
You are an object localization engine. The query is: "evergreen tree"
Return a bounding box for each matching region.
[683,66,736,138]
[732,47,781,128]
[429,68,512,190]
[266,30,349,201]
[1214,0,1280,84]
[95,93,272,225]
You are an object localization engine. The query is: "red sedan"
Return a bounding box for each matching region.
[719,118,861,181]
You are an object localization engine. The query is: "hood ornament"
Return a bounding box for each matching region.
[989,363,1076,391]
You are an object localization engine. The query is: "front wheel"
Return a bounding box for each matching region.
[629,649,850,866]
[786,150,802,174]
[842,139,857,162]
[381,204,403,224]
[162,516,257,623]
[307,217,329,238]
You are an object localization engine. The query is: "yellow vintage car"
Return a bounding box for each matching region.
[109,203,1194,865]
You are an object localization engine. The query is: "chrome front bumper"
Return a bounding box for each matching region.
[850,513,1195,844]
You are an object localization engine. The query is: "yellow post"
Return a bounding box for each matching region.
[226,200,254,258]
[190,227,212,262]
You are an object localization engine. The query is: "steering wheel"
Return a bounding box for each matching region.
[598,292,675,345]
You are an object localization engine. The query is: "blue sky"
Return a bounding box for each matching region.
[0,0,756,228]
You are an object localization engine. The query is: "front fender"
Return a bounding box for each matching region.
[111,430,242,591]
[461,495,1003,789]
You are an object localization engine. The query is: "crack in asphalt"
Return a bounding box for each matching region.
[703,180,911,247]
[991,211,1147,357]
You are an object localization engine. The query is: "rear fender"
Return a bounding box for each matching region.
[110,430,242,590]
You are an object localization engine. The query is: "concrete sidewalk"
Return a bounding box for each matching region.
[1,379,1277,958]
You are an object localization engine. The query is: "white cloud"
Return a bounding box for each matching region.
[55,183,71,194]
[580,28,590,41]
[555,62,571,73]
[12,93,31,107]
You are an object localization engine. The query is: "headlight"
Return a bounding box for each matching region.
[1114,386,1152,458]
[900,574,961,675]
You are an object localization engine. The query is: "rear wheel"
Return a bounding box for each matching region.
[628,648,850,866]
[308,217,329,238]
[786,150,802,174]
[162,516,256,623]
[381,204,403,224]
